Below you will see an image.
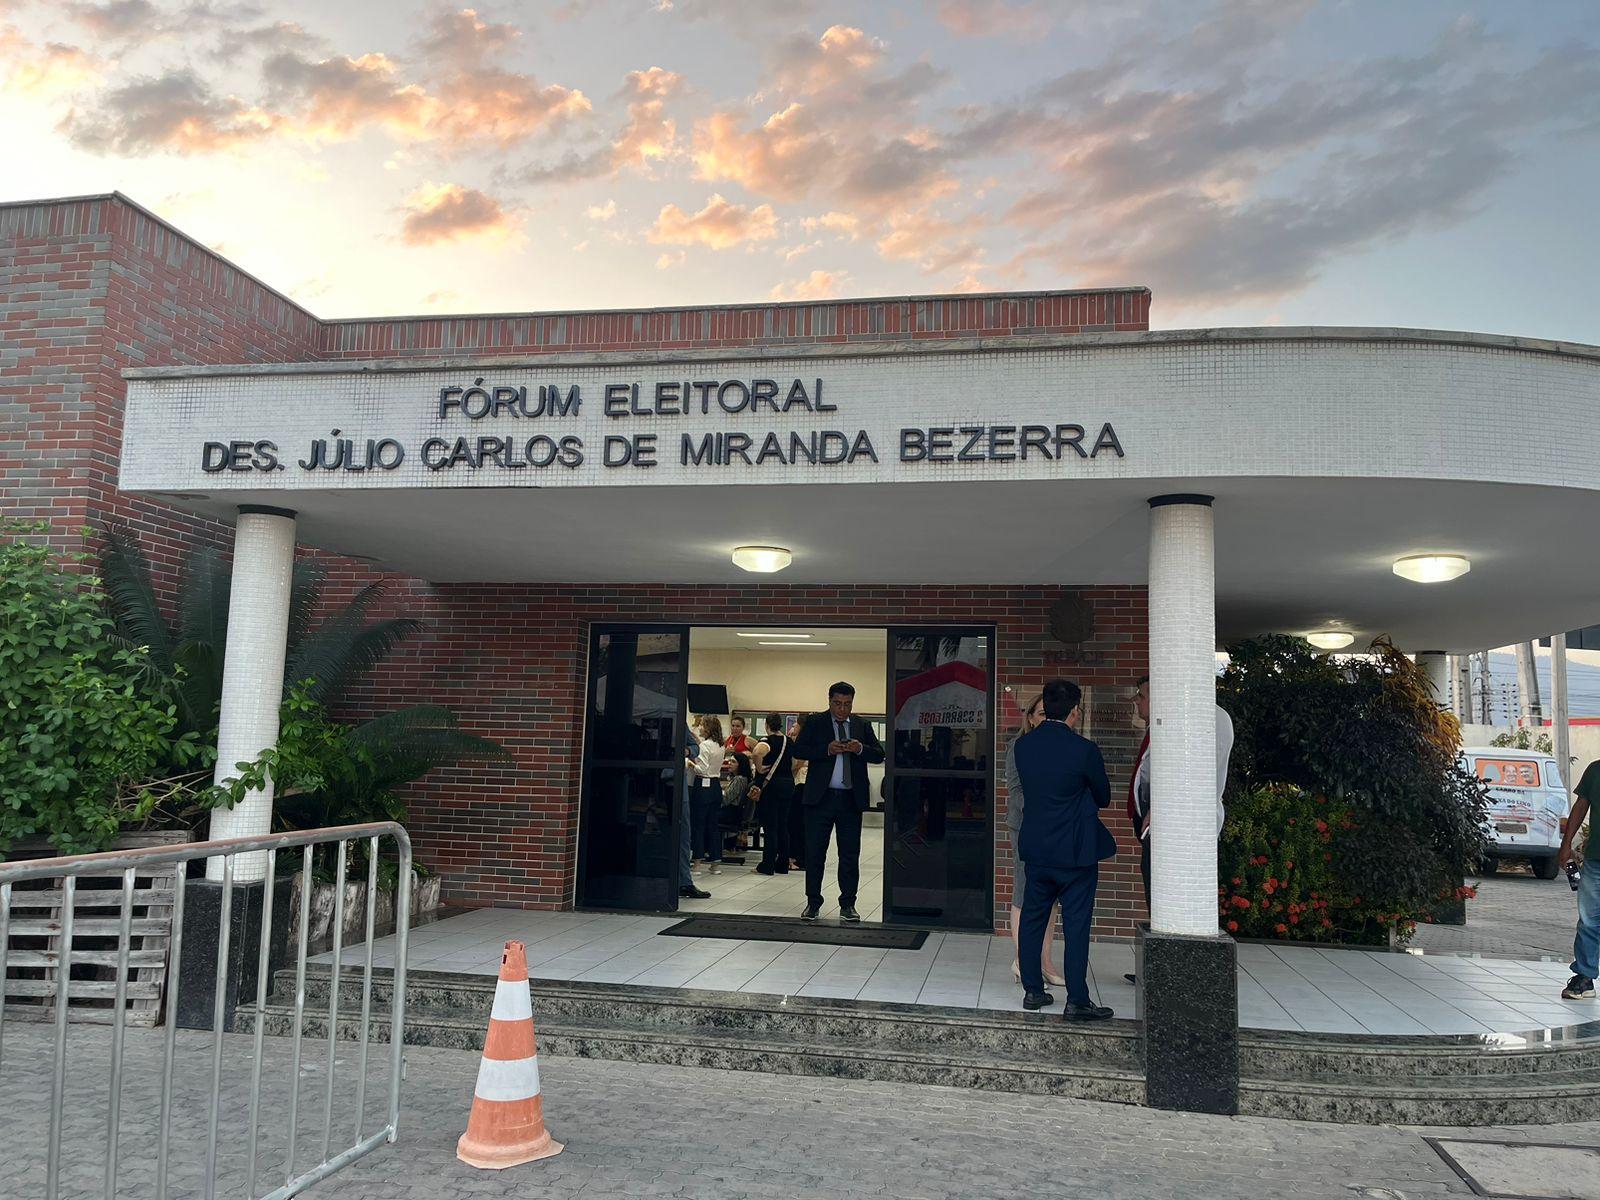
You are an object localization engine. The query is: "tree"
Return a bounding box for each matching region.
[98,527,508,847]
[0,525,203,853]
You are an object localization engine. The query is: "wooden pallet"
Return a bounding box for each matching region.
[2,833,188,1027]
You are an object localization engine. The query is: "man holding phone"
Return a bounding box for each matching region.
[793,681,885,922]
[1558,757,1600,1000]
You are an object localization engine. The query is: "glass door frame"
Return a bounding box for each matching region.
[881,624,998,930]
[574,621,691,913]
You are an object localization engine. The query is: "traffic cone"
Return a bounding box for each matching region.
[456,940,564,1169]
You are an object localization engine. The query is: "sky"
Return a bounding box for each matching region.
[1,0,1597,335]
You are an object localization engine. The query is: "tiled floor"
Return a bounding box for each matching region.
[317,907,1600,1037]
[681,826,885,921]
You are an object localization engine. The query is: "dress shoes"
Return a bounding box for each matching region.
[840,904,861,922]
[679,885,711,899]
[755,863,776,876]
[1064,1002,1114,1021]
[1022,990,1054,1010]
[801,903,821,920]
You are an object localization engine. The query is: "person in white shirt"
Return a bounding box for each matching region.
[690,716,727,874]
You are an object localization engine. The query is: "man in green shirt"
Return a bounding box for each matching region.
[1557,759,1600,999]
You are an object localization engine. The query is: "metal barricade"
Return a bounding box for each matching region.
[0,822,412,1200]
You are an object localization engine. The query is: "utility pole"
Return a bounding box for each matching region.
[1452,654,1473,726]
[1476,650,1493,725]
[1553,632,1572,791]
[1515,641,1542,724]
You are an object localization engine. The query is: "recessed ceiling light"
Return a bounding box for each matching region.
[1393,554,1470,584]
[759,641,829,647]
[1306,630,1355,650]
[732,545,792,573]
[735,632,810,639]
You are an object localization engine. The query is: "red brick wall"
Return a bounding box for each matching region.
[338,582,1151,937]
[1,194,320,584]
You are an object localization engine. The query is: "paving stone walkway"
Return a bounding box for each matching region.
[3,1022,1598,1199]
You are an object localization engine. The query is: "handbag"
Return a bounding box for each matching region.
[748,735,788,805]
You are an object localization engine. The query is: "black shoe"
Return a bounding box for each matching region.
[801,903,821,920]
[755,863,776,876]
[775,866,789,874]
[840,904,861,922]
[1022,990,1054,1010]
[1064,1003,1115,1021]
[1123,973,1137,986]
[1563,974,1595,999]
[680,885,711,899]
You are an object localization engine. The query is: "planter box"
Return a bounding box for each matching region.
[288,870,441,942]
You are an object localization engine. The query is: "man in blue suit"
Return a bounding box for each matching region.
[1014,678,1116,1019]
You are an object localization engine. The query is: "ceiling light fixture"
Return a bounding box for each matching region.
[1392,554,1470,584]
[1306,630,1355,651]
[735,631,810,639]
[732,545,792,574]
[759,641,829,647]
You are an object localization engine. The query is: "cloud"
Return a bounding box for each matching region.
[876,209,985,276]
[0,26,103,96]
[770,268,848,301]
[770,24,883,96]
[801,211,860,239]
[504,65,679,185]
[655,250,685,269]
[414,6,522,67]
[935,0,1048,38]
[585,199,617,220]
[398,182,522,246]
[60,67,273,153]
[65,0,162,42]
[647,192,777,249]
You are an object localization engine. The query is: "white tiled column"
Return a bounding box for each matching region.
[207,506,296,882]
[1147,496,1219,937]
[1416,651,1449,708]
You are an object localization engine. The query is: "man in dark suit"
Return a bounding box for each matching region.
[1014,678,1116,1020]
[792,681,886,922]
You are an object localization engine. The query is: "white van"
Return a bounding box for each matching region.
[1459,747,1570,878]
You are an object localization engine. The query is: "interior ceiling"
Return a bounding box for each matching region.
[689,627,888,652]
[149,475,1600,653]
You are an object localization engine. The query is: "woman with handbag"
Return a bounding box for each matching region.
[750,712,796,875]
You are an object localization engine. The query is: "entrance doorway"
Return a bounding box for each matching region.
[575,624,996,930]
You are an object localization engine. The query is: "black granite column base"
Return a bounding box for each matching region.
[175,875,293,1031]
[1137,927,1239,1115]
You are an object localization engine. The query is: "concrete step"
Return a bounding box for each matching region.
[248,965,1600,1125]
[274,965,1143,1069]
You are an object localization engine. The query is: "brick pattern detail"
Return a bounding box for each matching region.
[2,192,1157,936]
[334,582,1151,938]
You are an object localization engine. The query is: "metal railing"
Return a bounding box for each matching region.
[0,822,412,1200]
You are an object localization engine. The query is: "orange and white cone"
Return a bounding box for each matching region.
[456,940,564,1169]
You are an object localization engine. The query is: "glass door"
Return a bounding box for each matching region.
[576,625,689,911]
[882,627,995,928]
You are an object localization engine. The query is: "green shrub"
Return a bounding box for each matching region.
[0,525,201,853]
[1219,635,1488,942]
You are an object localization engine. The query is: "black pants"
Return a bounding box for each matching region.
[787,789,807,864]
[759,784,793,871]
[1019,862,1099,1006]
[804,790,862,907]
[1140,839,1151,915]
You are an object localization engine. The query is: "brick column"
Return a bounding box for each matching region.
[206,506,296,882]
[1137,494,1238,1115]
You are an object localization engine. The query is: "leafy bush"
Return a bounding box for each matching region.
[1219,635,1488,942]
[1492,728,1554,754]
[0,525,203,853]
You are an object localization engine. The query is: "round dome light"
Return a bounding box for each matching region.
[1306,630,1355,650]
[732,545,792,573]
[1392,554,1471,584]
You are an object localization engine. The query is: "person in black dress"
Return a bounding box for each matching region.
[751,713,796,875]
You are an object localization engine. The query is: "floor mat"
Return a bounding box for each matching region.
[659,916,928,950]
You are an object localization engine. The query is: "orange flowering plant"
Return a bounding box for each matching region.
[1217,636,1488,944]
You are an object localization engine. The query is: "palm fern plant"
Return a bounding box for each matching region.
[98,526,509,839]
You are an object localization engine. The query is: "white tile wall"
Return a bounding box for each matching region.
[119,337,1600,497]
